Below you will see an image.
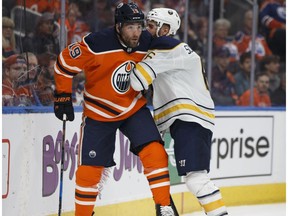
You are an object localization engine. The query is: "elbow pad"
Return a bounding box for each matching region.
[130,68,149,91]
[130,63,156,91]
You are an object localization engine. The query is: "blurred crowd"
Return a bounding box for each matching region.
[2,0,286,107]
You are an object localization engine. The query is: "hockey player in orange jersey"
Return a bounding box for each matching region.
[53,2,177,216]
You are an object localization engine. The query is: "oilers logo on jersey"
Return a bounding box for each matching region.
[112,61,135,94]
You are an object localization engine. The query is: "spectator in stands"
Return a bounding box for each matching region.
[2,54,33,106]
[150,2,165,9]
[72,73,85,106]
[178,16,197,46]
[234,52,253,97]
[188,17,209,62]
[16,0,53,13]
[213,19,231,48]
[260,54,281,93]
[2,17,17,59]
[211,46,238,106]
[238,73,271,107]
[213,0,230,20]
[259,0,286,61]
[2,0,15,17]
[189,0,209,18]
[16,0,69,17]
[44,53,57,85]
[164,0,181,10]
[21,52,39,84]
[213,18,239,64]
[64,6,90,45]
[234,9,272,61]
[35,53,57,106]
[84,0,114,32]
[21,52,43,105]
[23,12,60,55]
[53,1,77,21]
[271,72,286,106]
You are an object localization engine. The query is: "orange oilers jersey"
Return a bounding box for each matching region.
[54,28,152,122]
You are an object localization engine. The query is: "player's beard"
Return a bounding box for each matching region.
[122,36,139,48]
[118,29,140,48]
[116,24,141,49]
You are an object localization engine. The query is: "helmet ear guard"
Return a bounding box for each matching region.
[115,2,145,27]
[146,8,181,36]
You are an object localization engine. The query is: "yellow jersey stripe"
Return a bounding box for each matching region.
[154,104,215,121]
[136,64,153,85]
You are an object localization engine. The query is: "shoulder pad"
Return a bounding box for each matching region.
[137,30,153,52]
[150,36,181,50]
[84,28,151,53]
[84,28,120,53]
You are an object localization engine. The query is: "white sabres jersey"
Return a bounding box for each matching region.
[130,36,215,132]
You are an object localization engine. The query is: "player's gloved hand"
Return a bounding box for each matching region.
[54,92,74,121]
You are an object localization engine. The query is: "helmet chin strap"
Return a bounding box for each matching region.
[156,24,170,37]
[156,27,160,37]
[153,20,161,37]
[152,20,168,37]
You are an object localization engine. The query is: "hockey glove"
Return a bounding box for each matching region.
[54,93,75,121]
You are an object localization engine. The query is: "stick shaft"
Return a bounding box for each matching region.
[58,114,67,216]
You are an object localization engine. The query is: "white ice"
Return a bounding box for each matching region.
[182,203,286,216]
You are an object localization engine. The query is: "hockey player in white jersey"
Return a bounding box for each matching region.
[130,8,228,216]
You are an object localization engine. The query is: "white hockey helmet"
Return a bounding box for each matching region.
[146,8,181,36]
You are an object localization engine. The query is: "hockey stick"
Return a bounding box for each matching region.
[58,114,67,216]
[162,130,179,216]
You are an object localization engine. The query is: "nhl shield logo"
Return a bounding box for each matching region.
[112,61,135,94]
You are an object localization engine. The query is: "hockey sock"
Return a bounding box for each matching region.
[185,171,228,216]
[138,141,171,206]
[75,165,104,216]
